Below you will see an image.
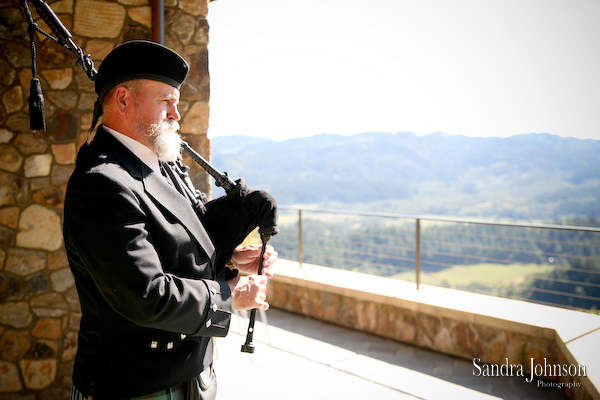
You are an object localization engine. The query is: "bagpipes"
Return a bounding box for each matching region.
[19,0,278,353]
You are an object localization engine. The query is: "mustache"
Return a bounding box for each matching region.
[152,119,180,133]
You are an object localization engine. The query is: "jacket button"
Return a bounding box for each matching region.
[212,304,218,312]
[206,319,212,328]
[180,334,187,340]
[210,287,217,295]
[167,342,174,350]
[150,340,158,349]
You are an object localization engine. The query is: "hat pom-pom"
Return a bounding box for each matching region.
[28,78,46,131]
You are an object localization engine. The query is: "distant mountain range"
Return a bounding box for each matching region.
[209,132,600,222]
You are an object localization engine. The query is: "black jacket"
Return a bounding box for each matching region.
[64,127,233,398]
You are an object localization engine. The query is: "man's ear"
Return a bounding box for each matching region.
[114,86,134,114]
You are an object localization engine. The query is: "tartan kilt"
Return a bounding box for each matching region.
[71,366,216,400]
[71,382,183,400]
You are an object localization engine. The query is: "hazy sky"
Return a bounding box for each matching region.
[206,0,600,141]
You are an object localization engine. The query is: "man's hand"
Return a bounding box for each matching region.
[230,244,278,278]
[226,275,269,311]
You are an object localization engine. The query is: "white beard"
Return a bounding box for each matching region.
[147,120,182,162]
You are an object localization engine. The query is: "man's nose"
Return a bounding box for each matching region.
[169,105,181,122]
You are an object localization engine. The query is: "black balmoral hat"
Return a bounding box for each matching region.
[90,40,189,132]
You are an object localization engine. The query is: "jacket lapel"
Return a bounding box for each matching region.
[93,128,216,261]
[143,166,216,259]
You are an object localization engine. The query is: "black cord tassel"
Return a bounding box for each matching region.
[28,77,46,131]
[21,0,47,131]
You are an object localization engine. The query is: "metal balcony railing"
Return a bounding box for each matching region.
[268,207,600,312]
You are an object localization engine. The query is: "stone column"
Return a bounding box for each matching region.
[166,0,212,195]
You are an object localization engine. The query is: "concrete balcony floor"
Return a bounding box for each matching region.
[214,308,569,400]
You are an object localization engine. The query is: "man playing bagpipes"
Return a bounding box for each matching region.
[63,40,278,400]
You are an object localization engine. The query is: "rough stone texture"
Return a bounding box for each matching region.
[5,249,46,277]
[1,86,23,115]
[0,0,214,397]
[16,205,62,251]
[178,0,208,17]
[47,251,68,272]
[128,6,152,27]
[0,145,22,173]
[73,0,127,38]
[31,319,61,341]
[0,173,28,206]
[19,359,57,390]
[30,294,69,318]
[45,91,78,111]
[45,112,79,142]
[0,360,22,392]
[0,130,14,144]
[180,101,209,134]
[40,69,73,91]
[0,273,23,303]
[0,330,31,361]
[0,58,18,88]
[50,165,74,187]
[49,269,74,293]
[25,274,49,297]
[0,302,33,329]
[23,155,53,178]
[13,133,48,156]
[32,188,62,208]
[50,144,76,165]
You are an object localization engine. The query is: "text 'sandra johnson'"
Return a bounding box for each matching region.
[473,358,586,383]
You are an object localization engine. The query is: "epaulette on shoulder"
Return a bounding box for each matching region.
[88,153,113,173]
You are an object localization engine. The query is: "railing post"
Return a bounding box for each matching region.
[415,218,421,290]
[298,209,303,268]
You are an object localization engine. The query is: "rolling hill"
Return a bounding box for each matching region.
[209,132,600,222]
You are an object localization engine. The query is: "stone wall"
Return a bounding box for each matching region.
[268,262,598,400]
[0,0,212,397]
